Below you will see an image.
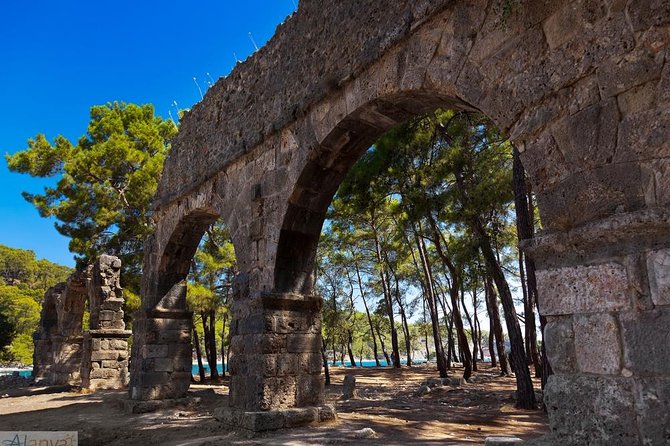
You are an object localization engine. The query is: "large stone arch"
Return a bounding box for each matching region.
[131,0,670,442]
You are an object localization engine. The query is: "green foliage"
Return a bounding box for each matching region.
[0,244,72,364]
[0,301,16,355]
[6,102,177,291]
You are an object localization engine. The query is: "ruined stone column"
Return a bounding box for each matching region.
[80,255,132,390]
[523,208,670,445]
[214,274,335,431]
[33,272,87,386]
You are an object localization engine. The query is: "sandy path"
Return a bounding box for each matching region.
[0,363,548,445]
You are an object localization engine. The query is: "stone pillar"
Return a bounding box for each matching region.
[524,208,670,445]
[214,290,335,431]
[128,308,192,400]
[80,255,131,390]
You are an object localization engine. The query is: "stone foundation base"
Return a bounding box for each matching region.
[128,309,193,400]
[213,404,337,432]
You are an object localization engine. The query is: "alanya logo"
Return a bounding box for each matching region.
[0,432,77,446]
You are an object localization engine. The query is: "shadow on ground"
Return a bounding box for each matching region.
[0,364,548,445]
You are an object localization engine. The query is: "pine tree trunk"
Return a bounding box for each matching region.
[414,229,448,377]
[375,325,391,366]
[427,215,472,380]
[220,314,227,377]
[474,219,536,409]
[208,309,219,381]
[347,331,357,367]
[488,322,497,368]
[513,146,547,383]
[372,228,401,368]
[193,326,206,382]
[486,277,509,374]
[460,286,478,372]
[322,336,331,385]
[354,262,381,367]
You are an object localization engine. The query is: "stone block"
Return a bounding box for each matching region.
[342,374,356,399]
[101,360,123,369]
[100,298,124,312]
[141,372,170,387]
[244,411,285,432]
[543,374,639,444]
[287,334,321,353]
[261,376,297,410]
[158,329,191,343]
[597,48,664,98]
[318,404,337,422]
[296,374,324,407]
[144,344,169,359]
[90,368,117,379]
[99,310,115,321]
[298,352,323,374]
[646,249,670,306]
[91,350,121,361]
[536,262,631,316]
[573,313,622,375]
[634,378,670,444]
[275,354,298,377]
[484,437,523,446]
[620,309,670,375]
[536,163,645,231]
[543,317,577,374]
[616,109,670,163]
[283,407,319,427]
[551,98,619,171]
[154,358,174,372]
[109,339,128,350]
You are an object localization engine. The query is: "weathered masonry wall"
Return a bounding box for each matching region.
[33,255,131,390]
[133,0,670,441]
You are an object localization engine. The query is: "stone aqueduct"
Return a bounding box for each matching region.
[126,0,669,443]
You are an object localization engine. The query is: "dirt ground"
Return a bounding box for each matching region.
[0,364,548,445]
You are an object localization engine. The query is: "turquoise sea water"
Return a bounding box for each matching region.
[191,358,427,376]
[9,359,429,379]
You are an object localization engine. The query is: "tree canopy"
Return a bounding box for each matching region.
[6,102,177,289]
[0,244,71,364]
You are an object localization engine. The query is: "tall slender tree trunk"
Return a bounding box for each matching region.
[201,312,215,380]
[347,331,357,367]
[193,326,206,382]
[448,312,457,366]
[453,163,535,408]
[473,217,535,408]
[486,277,509,374]
[322,336,331,385]
[460,286,478,372]
[220,313,227,377]
[513,146,549,385]
[375,325,391,365]
[354,262,381,367]
[435,283,454,369]
[391,271,413,367]
[488,321,497,367]
[372,227,400,368]
[414,228,448,378]
[207,309,219,380]
[426,215,473,380]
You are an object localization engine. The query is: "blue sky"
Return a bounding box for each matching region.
[0,1,296,267]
